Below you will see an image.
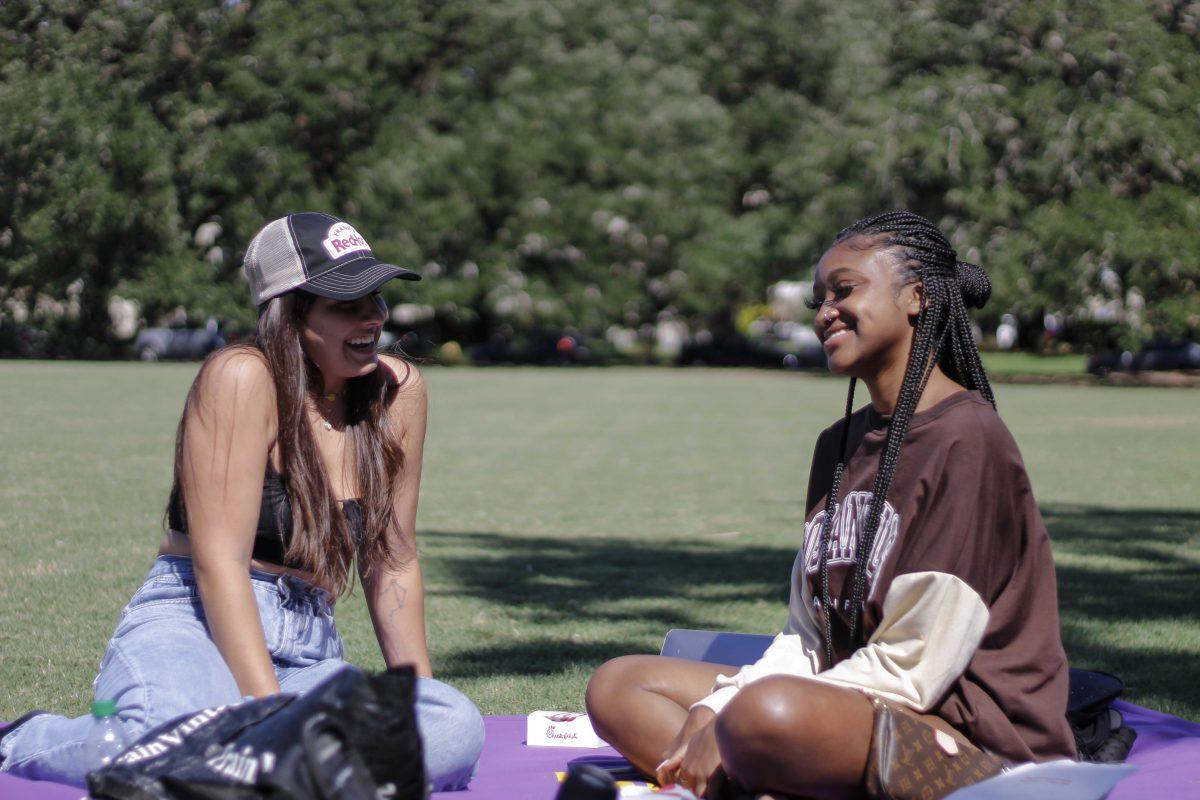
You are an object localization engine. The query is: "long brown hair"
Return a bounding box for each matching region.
[168,291,412,594]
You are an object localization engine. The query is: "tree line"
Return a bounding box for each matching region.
[2,0,1198,358]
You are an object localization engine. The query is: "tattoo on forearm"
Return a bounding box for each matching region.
[385,581,408,621]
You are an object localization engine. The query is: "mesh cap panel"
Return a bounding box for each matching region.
[244,218,305,305]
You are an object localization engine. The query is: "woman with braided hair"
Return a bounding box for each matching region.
[586,210,1075,798]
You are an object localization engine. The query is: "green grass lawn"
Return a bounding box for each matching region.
[980,351,1087,376]
[2,363,1198,722]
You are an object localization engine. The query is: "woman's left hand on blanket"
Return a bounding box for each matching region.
[657,706,712,785]
[657,719,726,798]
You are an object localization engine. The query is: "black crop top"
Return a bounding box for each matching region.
[167,462,364,568]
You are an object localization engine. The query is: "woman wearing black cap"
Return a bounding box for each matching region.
[0,213,485,790]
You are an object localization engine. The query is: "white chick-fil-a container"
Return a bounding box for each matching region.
[526,711,607,748]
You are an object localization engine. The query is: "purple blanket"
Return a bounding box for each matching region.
[2,704,1197,799]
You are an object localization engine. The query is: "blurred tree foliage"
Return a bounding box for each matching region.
[2,0,1198,356]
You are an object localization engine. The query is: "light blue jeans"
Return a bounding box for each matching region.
[0,556,484,790]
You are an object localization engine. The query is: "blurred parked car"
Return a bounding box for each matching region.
[1086,340,1200,377]
[135,318,226,361]
[470,331,593,365]
[1,323,51,357]
[680,325,825,370]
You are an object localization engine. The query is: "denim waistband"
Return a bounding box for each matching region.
[147,555,334,616]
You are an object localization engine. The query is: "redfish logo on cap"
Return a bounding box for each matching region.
[321,222,371,260]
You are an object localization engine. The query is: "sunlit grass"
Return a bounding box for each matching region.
[1,363,1197,720]
[981,351,1087,376]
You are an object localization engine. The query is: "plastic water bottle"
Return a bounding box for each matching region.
[85,700,128,770]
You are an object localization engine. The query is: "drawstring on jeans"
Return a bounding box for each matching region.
[275,574,333,618]
[276,575,295,608]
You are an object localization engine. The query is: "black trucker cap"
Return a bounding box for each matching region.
[243,212,420,306]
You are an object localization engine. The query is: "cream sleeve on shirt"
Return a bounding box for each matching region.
[691,552,990,715]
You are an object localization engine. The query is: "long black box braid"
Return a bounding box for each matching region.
[814,210,995,669]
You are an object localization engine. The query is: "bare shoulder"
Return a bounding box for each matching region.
[378,354,426,399]
[377,354,427,426]
[191,345,276,417]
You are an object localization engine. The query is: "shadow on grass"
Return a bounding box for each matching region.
[1043,503,1200,716]
[426,509,1200,717]
[425,531,794,622]
[437,640,652,681]
[424,531,794,680]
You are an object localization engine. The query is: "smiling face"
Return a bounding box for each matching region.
[300,292,388,386]
[812,238,922,380]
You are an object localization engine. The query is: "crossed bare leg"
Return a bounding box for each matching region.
[586,654,904,800]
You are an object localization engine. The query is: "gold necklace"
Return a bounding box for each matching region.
[315,391,341,431]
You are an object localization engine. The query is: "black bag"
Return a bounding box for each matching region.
[1067,668,1137,763]
[87,666,426,800]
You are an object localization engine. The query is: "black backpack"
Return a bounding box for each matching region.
[1067,668,1137,763]
[87,666,426,800]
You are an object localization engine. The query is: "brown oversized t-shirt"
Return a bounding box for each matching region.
[694,391,1076,763]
